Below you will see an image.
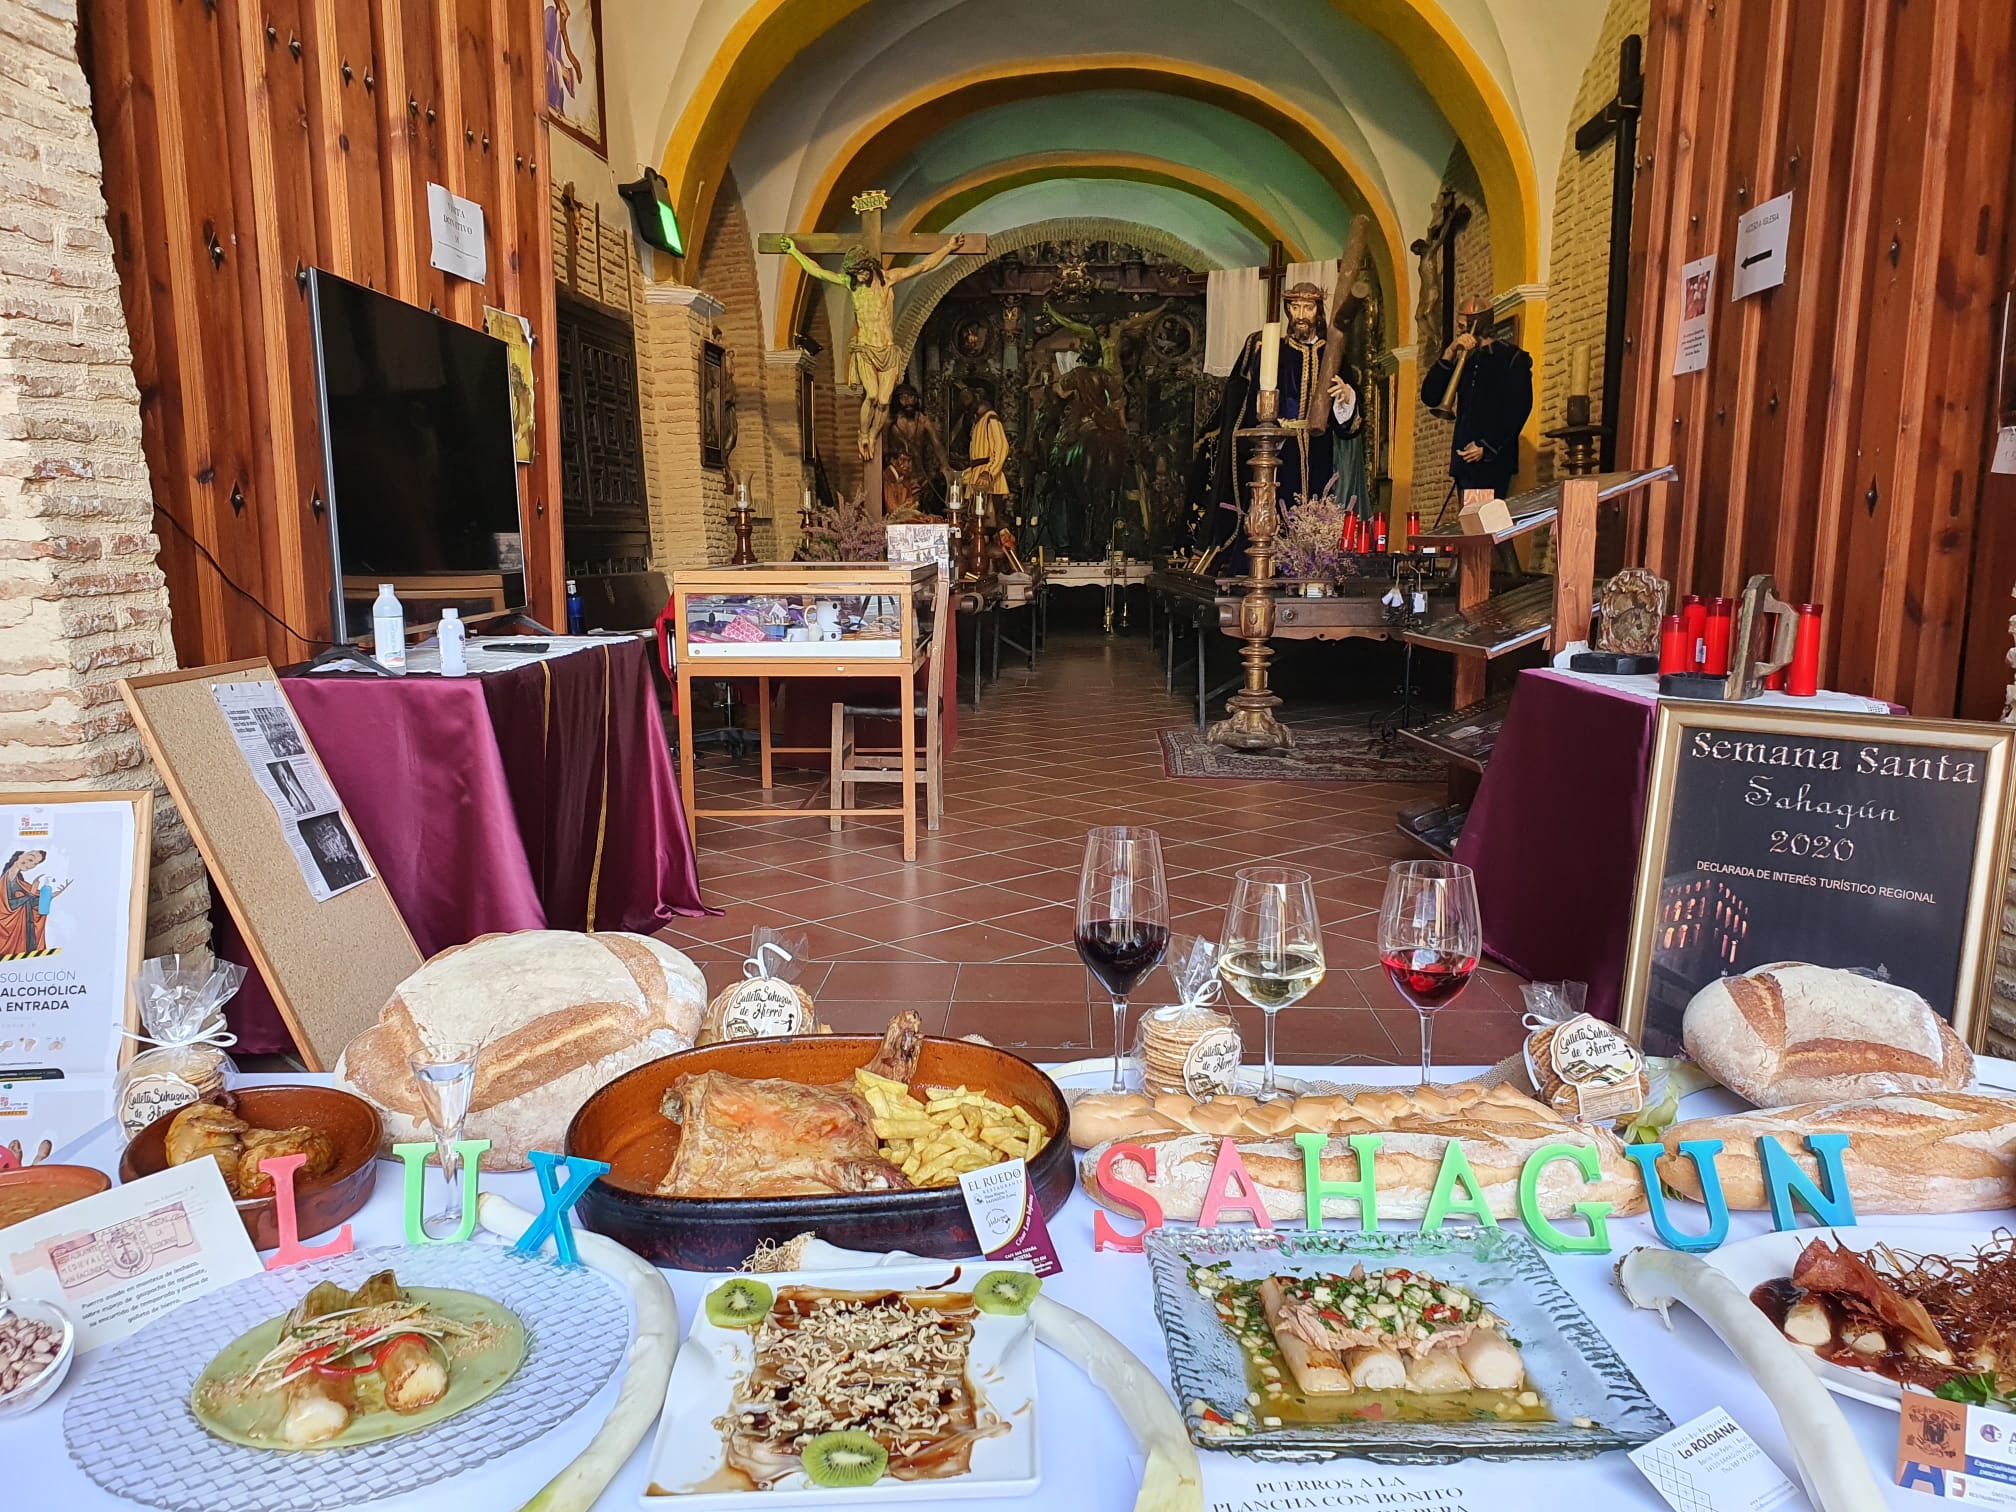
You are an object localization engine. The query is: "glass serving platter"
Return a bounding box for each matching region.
[1144,1225,1671,1463]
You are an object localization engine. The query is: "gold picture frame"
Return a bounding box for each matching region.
[1621,702,2016,1053]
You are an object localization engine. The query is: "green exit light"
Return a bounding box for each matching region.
[620,167,683,257]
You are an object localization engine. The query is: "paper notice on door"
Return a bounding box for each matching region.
[1992,427,2016,475]
[427,181,487,283]
[212,681,374,901]
[0,1159,261,1352]
[1673,255,1716,375]
[1732,193,1794,300]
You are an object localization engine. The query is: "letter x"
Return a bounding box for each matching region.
[513,1150,611,1265]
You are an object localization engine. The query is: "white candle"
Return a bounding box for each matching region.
[1570,343,1591,398]
[1258,322,1282,393]
[802,487,812,514]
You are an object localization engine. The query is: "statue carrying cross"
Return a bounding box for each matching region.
[759,192,986,513]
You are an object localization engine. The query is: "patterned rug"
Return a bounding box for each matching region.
[1159,726,1443,782]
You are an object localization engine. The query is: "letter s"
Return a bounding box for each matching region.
[1093,1142,1165,1252]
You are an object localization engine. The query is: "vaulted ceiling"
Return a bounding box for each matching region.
[596,0,1610,349]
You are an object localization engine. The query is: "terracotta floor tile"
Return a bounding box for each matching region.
[896,921,1049,962]
[952,962,1093,1003]
[825,900,971,945]
[945,1000,1096,1051]
[822,961,961,1001]
[820,1000,952,1036]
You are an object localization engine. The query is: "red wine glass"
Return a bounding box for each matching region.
[1075,827,1170,1092]
[1377,859,1482,1085]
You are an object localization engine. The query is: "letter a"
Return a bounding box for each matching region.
[1197,1138,1275,1228]
[513,1150,611,1265]
[1624,1139,1729,1252]
[1421,1142,1499,1232]
[1760,1133,1856,1231]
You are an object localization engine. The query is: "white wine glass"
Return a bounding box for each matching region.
[1218,867,1326,1100]
[407,1038,481,1235]
[1377,860,1482,1086]
[1074,827,1171,1092]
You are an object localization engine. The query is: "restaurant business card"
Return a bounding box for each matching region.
[0,1158,261,1351]
[1901,1390,2016,1505]
[1631,1407,1805,1512]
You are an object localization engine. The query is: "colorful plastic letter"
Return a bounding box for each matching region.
[1295,1131,1382,1231]
[394,1138,490,1244]
[1093,1142,1165,1252]
[1197,1137,1274,1229]
[512,1150,611,1264]
[1421,1141,1500,1232]
[1624,1139,1729,1252]
[261,1151,354,1268]
[1516,1142,1614,1254]
[1760,1133,1856,1231]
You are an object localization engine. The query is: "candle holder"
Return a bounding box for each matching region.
[1209,387,1294,751]
[730,486,756,565]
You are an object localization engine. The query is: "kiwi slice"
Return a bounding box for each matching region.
[705,1277,774,1329]
[972,1269,1041,1316]
[800,1430,888,1488]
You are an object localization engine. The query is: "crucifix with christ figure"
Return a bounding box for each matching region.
[759,191,985,515]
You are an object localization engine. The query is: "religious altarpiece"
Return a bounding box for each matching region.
[911,238,1213,561]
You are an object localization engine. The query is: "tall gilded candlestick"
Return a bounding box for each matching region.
[730,482,755,565]
[1209,387,1294,750]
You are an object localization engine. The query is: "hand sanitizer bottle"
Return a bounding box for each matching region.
[566,578,584,635]
[372,583,406,674]
[438,607,467,677]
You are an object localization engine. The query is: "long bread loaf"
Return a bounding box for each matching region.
[1069,1080,1564,1148]
[1657,1092,2016,1213]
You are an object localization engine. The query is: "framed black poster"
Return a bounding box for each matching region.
[1621,703,2016,1054]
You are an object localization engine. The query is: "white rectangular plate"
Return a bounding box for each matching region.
[642,1261,1040,1506]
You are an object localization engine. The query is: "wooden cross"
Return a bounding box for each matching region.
[1411,188,1473,353]
[1257,239,1290,321]
[757,192,986,520]
[1573,33,1644,471]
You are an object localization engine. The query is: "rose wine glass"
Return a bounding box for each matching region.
[1218,867,1326,1100]
[1075,827,1171,1092]
[1377,860,1482,1085]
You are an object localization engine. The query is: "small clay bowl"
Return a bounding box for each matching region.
[0,1165,111,1232]
[568,1034,1075,1271]
[120,1086,381,1250]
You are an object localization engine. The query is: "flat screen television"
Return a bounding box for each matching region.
[307,269,525,640]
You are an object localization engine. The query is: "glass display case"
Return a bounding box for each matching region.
[668,561,938,665]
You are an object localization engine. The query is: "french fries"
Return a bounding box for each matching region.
[854,1068,1050,1186]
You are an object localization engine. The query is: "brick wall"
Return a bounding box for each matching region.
[692,172,773,561]
[635,285,723,568]
[1539,0,1650,481]
[0,0,205,954]
[1409,145,1493,512]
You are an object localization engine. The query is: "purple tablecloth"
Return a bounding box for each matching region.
[1453,670,1657,1024]
[223,638,708,1053]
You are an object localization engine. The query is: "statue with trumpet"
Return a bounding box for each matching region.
[1419,294,1533,501]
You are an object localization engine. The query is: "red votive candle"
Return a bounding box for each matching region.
[1680,594,1707,672]
[1763,667,1786,691]
[1406,509,1421,551]
[1659,613,1688,675]
[1374,514,1389,552]
[1786,603,1823,696]
[1702,596,1734,676]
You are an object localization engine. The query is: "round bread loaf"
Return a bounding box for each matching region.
[1680,961,1973,1106]
[334,930,706,1168]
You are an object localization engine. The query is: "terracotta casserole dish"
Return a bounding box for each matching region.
[566,1034,1074,1270]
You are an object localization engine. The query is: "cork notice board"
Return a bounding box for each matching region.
[120,659,421,1069]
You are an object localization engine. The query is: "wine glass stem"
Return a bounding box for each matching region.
[1418,1009,1433,1086]
[1110,995,1129,1092]
[436,1131,461,1221]
[1261,1008,1279,1098]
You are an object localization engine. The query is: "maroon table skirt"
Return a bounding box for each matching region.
[1452,670,1659,1024]
[222,637,708,1053]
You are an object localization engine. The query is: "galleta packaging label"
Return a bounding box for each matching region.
[718,979,805,1039]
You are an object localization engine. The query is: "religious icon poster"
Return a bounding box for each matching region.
[543,0,606,156]
[0,791,151,1084]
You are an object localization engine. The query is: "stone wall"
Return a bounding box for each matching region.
[1408,145,1493,513]
[1538,0,1651,482]
[0,0,205,954]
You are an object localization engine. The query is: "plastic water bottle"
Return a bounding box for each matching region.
[438,607,467,677]
[566,578,584,635]
[372,583,406,674]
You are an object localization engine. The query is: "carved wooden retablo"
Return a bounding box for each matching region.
[1596,569,1668,656]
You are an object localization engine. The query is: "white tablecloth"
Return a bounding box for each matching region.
[10,1062,1992,1511]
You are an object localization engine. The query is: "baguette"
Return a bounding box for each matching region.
[1069,1080,1563,1149]
[1082,1116,1647,1224]
[1682,963,1973,1106]
[1657,1092,2016,1213]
